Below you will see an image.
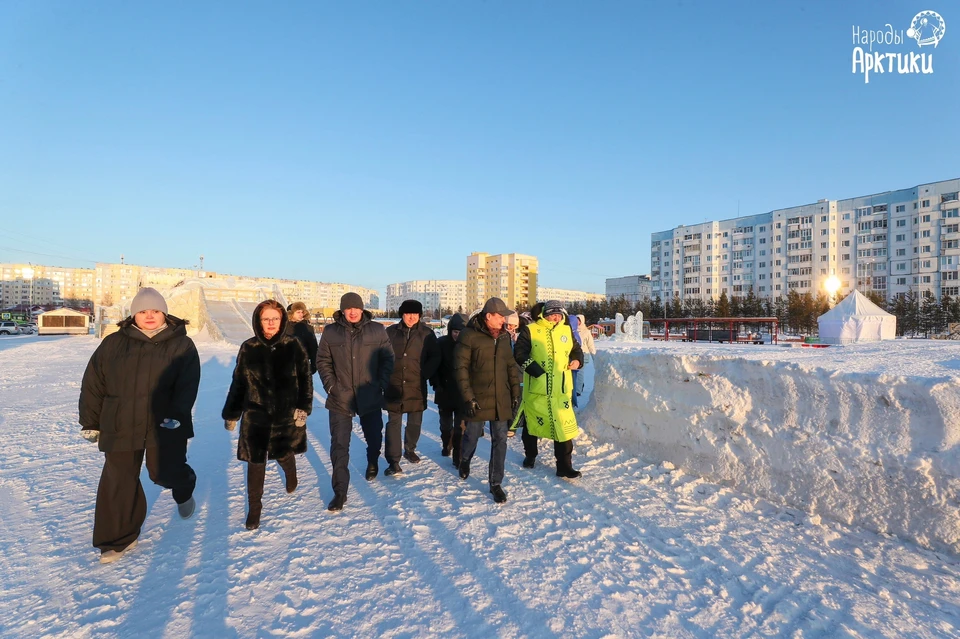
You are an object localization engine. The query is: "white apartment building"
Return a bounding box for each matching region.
[605,275,652,303]
[536,287,605,306]
[651,178,960,303]
[385,280,466,315]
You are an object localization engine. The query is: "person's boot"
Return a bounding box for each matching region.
[522,456,536,469]
[555,444,581,479]
[384,462,403,476]
[365,461,378,481]
[327,493,346,512]
[458,459,470,480]
[278,454,298,493]
[441,432,451,457]
[245,463,266,530]
[490,485,508,504]
[403,450,420,464]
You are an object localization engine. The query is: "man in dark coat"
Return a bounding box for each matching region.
[316,292,394,511]
[454,297,521,504]
[286,301,318,375]
[222,299,313,530]
[431,312,468,465]
[79,287,201,564]
[383,299,441,475]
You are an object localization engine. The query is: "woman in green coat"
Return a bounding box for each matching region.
[512,300,584,478]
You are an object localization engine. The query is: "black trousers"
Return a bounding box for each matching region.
[329,410,383,497]
[438,406,464,463]
[385,410,423,463]
[92,430,196,552]
[521,428,575,471]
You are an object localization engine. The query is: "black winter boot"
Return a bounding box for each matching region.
[245,463,266,530]
[441,432,451,457]
[327,493,346,512]
[278,454,298,493]
[384,462,403,476]
[365,462,378,481]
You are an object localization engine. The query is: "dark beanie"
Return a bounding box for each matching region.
[398,299,423,316]
[340,292,364,311]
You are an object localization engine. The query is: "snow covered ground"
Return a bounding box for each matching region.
[1,333,959,638]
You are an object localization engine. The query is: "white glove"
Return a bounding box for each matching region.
[224,420,237,432]
[294,409,308,428]
[81,430,99,443]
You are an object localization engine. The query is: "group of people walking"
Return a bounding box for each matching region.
[79,287,592,563]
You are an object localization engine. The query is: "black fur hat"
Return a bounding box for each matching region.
[398,299,423,316]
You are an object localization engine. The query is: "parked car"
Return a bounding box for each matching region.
[18,322,37,334]
[0,321,21,335]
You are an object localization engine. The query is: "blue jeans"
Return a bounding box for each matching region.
[461,420,508,487]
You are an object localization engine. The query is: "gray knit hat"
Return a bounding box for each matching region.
[130,287,168,315]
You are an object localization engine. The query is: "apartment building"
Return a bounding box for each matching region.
[385,280,466,315]
[1,261,379,312]
[0,263,96,307]
[536,287,605,306]
[651,178,960,303]
[605,275,652,303]
[466,252,538,311]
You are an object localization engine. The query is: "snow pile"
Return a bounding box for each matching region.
[581,340,960,554]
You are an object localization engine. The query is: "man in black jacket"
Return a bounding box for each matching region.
[454,297,521,504]
[432,313,468,465]
[383,300,441,475]
[316,292,394,511]
[79,287,201,564]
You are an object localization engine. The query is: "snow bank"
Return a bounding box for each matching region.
[581,340,960,554]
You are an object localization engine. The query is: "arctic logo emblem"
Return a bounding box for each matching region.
[907,11,946,47]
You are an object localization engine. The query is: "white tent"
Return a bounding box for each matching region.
[817,290,896,345]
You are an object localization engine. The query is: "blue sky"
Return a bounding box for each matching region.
[1,1,957,296]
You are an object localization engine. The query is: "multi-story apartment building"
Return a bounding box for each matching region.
[0,263,97,307]
[385,280,466,315]
[605,275,652,303]
[651,178,960,303]
[536,287,605,306]
[466,252,538,311]
[1,261,379,312]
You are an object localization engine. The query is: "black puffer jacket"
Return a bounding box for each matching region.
[285,320,318,374]
[431,313,467,411]
[454,314,520,422]
[222,301,314,463]
[384,320,441,413]
[79,315,201,453]
[316,310,394,417]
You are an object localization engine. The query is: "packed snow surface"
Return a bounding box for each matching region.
[583,339,960,555]
[1,333,959,638]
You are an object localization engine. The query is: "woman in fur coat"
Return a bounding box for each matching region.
[222,300,313,530]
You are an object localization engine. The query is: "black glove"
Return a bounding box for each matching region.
[511,397,520,411]
[466,400,480,418]
[526,362,546,378]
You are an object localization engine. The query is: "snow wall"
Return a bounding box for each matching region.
[581,347,960,555]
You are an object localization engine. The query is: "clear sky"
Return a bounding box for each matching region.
[1,1,957,296]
